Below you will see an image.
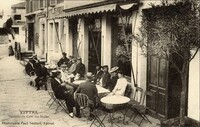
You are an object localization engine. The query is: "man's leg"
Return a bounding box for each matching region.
[63,93,75,114]
[75,101,81,118]
[88,102,95,120]
[35,77,40,90]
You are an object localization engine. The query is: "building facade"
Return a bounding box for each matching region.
[24,0,200,123]
[11,2,26,51]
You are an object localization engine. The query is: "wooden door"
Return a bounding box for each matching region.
[147,55,168,118]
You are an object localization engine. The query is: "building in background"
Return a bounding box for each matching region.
[11,1,26,51]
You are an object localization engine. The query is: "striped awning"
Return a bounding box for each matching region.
[54,3,138,19]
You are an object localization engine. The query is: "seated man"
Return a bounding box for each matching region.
[93,65,103,84]
[108,70,127,96]
[68,58,77,74]
[35,62,49,90]
[59,65,75,94]
[25,58,35,76]
[51,71,80,118]
[108,67,119,91]
[74,72,98,120]
[25,58,36,86]
[73,58,85,80]
[57,52,69,67]
[67,56,74,68]
[97,65,111,89]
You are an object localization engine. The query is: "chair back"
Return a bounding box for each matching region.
[75,93,89,108]
[133,86,144,105]
[124,83,132,97]
[141,90,154,106]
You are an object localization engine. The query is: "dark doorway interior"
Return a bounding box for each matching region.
[88,18,101,72]
[70,18,78,57]
[28,23,34,51]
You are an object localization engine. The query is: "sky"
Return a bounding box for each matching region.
[0,0,24,27]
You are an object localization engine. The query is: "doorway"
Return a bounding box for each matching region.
[28,23,34,51]
[147,55,182,119]
[88,18,101,72]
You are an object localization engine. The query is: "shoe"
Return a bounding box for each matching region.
[75,114,81,118]
[69,113,74,118]
[36,88,40,91]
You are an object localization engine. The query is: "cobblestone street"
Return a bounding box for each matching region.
[0,56,160,127]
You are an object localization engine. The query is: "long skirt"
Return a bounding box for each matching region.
[8,46,14,56]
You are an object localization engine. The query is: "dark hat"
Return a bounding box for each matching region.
[77,57,82,60]
[86,72,94,79]
[110,66,119,73]
[69,55,74,58]
[102,65,108,69]
[62,52,67,56]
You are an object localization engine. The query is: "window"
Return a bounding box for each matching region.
[12,9,16,13]
[29,0,33,13]
[13,27,19,34]
[14,15,21,20]
[39,0,45,9]
[50,0,56,7]
[57,0,64,4]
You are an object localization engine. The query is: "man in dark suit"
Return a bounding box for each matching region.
[97,65,111,89]
[74,72,98,120]
[51,71,80,118]
[74,58,85,80]
[93,65,103,83]
[25,59,35,76]
[57,52,69,67]
[35,62,49,90]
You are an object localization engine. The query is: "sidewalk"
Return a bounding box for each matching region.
[0,56,160,127]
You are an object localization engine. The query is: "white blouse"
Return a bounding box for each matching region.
[112,77,127,96]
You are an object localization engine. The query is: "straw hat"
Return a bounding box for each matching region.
[110,66,119,73]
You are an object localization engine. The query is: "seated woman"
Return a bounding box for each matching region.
[108,70,127,96]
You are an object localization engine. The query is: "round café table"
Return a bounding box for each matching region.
[101,95,130,127]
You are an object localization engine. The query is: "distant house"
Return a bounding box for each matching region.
[11,1,26,51]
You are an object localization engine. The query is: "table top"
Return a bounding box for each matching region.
[96,85,110,94]
[101,95,130,105]
[45,64,57,70]
[73,80,86,84]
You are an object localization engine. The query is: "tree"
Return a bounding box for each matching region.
[134,0,200,126]
[3,17,15,39]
